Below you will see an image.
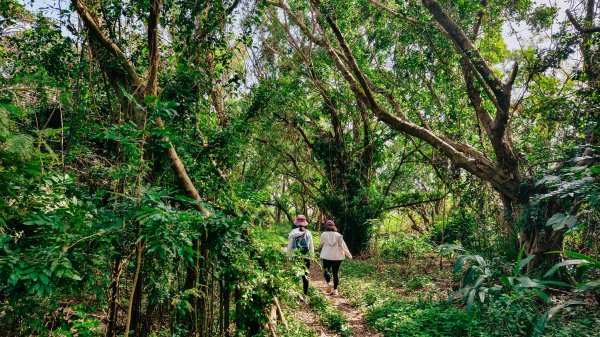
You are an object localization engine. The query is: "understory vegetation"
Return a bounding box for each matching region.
[1,0,599,336]
[342,253,600,337]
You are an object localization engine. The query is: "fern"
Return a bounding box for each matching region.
[0,104,36,162]
[0,108,11,139]
[2,134,35,161]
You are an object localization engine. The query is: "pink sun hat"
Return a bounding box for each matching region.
[294,215,308,227]
[325,219,335,227]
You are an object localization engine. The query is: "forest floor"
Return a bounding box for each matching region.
[294,300,337,337]
[297,262,382,337]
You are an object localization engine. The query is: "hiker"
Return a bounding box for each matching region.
[287,214,315,297]
[319,220,352,295]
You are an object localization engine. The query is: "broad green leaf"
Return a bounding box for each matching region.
[576,280,600,291]
[39,273,49,285]
[533,301,585,337]
[561,250,600,266]
[543,259,589,278]
[466,289,475,309]
[439,244,465,255]
[546,213,577,231]
[518,254,535,270]
[515,276,544,289]
[537,280,570,287]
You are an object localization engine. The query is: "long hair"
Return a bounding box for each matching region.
[326,226,338,232]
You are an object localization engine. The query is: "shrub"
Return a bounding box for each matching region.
[367,299,484,337]
[378,232,432,261]
[277,319,319,337]
[430,211,477,247]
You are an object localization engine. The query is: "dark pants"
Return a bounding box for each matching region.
[302,258,310,295]
[322,259,342,289]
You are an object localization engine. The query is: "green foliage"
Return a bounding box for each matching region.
[378,232,432,261]
[344,258,600,337]
[367,298,484,337]
[2,0,599,335]
[544,250,600,292]
[529,147,599,229]
[441,245,499,308]
[46,304,103,337]
[430,211,478,247]
[0,105,36,162]
[440,244,572,309]
[526,5,559,32]
[438,245,600,336]
[276,319,319,337]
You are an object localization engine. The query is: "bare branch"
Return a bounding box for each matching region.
[506,61,519,87]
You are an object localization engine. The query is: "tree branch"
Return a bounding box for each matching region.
[274,0,520,200]
[566,9,600,33]
[383,192,450,211]
[226,0,242,16]
[146,0,162,96]
[71,0,142,87]
[366,0,446,32]
[72,0,211,216]
[421,0,508,101]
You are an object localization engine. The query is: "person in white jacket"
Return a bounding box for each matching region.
[318,219,352,295]
[287,215,314,296]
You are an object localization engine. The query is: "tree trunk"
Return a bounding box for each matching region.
[106,256,121,337]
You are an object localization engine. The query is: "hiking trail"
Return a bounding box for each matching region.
[299,262,382,337]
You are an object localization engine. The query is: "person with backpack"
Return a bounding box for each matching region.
[287,215,314,297]
[319,220,352,295]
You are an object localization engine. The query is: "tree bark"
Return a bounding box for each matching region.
[106,256,121,337]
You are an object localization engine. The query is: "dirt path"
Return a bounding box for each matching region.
[295,301,338,337]
[308,262,382,337]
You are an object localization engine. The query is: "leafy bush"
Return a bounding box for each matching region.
[367,299,484,337]
[544,250,600,293]
[406,275,432,290]
[277,319,319,337]
[484,291,542,337]
[378,232,432,261]
[343,256,600,337]
[340,259,377,278]
[430,211,478,246]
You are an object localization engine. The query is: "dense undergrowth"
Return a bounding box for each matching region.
[342,254,600,337]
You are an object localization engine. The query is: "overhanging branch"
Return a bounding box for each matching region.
[566,9,600,33]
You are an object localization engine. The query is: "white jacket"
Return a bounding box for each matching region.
[287,228,315,255]
[319,232,352,261]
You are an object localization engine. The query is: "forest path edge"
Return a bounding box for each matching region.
[308,261,382,337]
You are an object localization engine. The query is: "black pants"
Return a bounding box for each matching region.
[302,258,310,295]
[322,259,342,289]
